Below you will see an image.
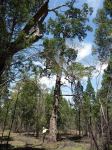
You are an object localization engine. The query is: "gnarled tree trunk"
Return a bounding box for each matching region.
[48,74,61,142]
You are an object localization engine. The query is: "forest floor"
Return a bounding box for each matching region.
[0,131,90,150]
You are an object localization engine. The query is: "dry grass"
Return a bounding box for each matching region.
[0,131,89,150]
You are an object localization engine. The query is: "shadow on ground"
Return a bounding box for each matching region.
[57,133,82,142]
[0,144,46,150]
[68,135,82,142]
[0,136,13,141]
[14,147,46,150]
[0,144,13,150]
[23,133,36,137]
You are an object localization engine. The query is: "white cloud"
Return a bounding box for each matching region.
[40,76,56,88]
[61,76,69,86]
[82,76,88,82]
[76,42,92,61]
[92,62,108,77]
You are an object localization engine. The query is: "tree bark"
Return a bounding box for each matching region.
[6,91,19,147]
[0,61,6,78]
[101,104,110,150]
[48,74,61,142]
[0,54,7,81]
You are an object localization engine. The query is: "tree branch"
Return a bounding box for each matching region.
[48,4,67,12]
[24,0,49,34]
[7,0,49,57]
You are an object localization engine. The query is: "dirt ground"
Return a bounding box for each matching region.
[0,131,90,150]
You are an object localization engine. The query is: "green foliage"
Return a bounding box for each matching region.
[93,1,112,148]
[104,0,112,16]
[9,77,46,133]
[73,81,83,104]
[94,0,112,121]
[94,0,112,61]
[44,92,53,126]
[40,38,77,75]
[1,77,76,134]
[43,90,75,131]
[47,3,92,40]
[97,56,112,105]
[83,78,97,124]
[93,0,112,128]
[40,0,93,78]
[58,98,74,131]
[86,77,95,101]
[66,62,94,80]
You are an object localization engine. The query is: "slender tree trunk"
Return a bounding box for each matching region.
[19,119,23,134]
[35,90,40,138]
[0,56,12,88]
[0,63,5,79]
[100,103,110,150]
[1,101,10,144]
[35,124,39,138]
[6,91,19,147]
[101,103,110,150]
[78,108,81,136]
[89,125,99,150]
[48,74,61,142]
[106,105,110,150]
[0,64,6,88]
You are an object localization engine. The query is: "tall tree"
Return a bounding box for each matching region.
[94,0,112,61]
[94,0,112,149]
[96,58,112,150]
[40,1,93,142]
[82,77,101,150]
[40,38,77,142]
